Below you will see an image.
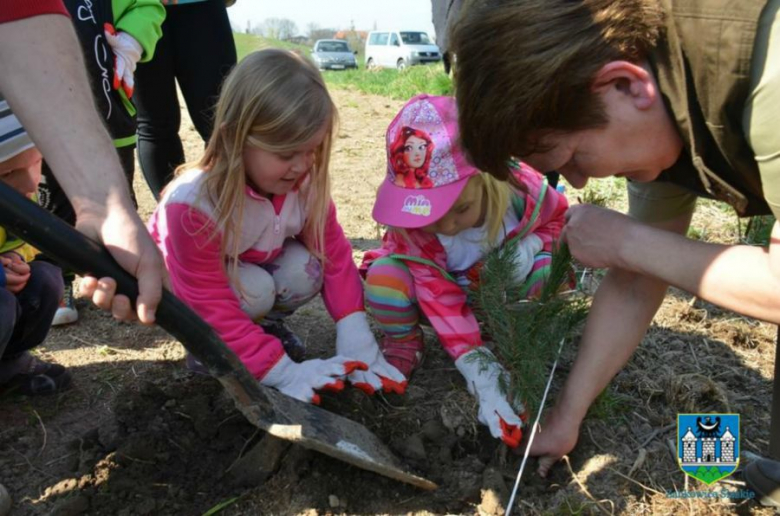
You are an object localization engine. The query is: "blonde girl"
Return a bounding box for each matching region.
[149,49,405,404]
[362,95,569,446]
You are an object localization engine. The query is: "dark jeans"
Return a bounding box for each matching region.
[134,0,237,199]
[0,261,63,360]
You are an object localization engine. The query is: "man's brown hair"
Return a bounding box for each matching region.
[452,0,664,179]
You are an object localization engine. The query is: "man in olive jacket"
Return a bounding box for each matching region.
[450,0,780,504]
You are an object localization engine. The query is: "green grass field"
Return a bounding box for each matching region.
[233,33,311,60]
[232,32,452,100]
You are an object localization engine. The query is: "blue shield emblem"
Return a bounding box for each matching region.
[677,413,739,485]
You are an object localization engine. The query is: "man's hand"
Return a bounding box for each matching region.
[76,200,167,324]
[562,204,635,269]
[1,252,30,294]
[261,354,368,405]
[0,15,168,324]
[335,312,407,395]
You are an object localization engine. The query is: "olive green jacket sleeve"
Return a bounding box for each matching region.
[112,0,166,63]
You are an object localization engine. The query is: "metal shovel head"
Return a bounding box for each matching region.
[0,182,436,490]
[221,374,436,489]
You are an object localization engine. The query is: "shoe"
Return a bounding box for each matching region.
[0,353,71,395]
[744,458,780,508]
[378,335,424,379]
[52,283,78,326]
[261,319,305,362]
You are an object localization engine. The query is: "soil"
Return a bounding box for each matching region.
[0,87,776,516]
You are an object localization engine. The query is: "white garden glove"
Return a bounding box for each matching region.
[455,348,526,448]
[335,312,407,395]
[104,25,142,98]
[512,234,543,284]
[261,354,367,405]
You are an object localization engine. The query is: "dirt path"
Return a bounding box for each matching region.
[0,87,776,516]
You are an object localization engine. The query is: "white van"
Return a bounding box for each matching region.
[364,31,442,70]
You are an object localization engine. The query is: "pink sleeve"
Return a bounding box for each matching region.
[158,203,285,379]
[310,201,365,321]
[532,181,568,253]
[406,262,482,360]
[514,164,568,253]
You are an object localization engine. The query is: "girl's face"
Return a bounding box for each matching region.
[243,125,327,197]
[421,176,485,236]
[403,135,428,168]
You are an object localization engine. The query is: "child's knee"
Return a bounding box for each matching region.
[235,262,276,320]
[269,240,322,300]
[23,261,64,316]
[365,257,414,300]
[29,261,64,299]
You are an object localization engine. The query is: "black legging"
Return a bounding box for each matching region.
[134,0,237,199]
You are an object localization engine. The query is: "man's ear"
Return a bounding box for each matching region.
[591,60,656,110]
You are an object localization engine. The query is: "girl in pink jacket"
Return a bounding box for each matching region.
[148,49,405,405]
[363,95,569,447]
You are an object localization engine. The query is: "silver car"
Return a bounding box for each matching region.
[311,39,358,71]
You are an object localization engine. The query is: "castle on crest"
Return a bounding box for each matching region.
[680,416,736,466]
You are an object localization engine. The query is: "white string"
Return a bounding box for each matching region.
[506,337,565,516]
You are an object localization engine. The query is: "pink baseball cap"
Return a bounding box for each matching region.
[372,94,480,229]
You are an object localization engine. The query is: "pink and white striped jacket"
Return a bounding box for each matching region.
[362,165,568,360]
[148,169,365,379]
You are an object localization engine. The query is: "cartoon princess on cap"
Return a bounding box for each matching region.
[390,126,434,189]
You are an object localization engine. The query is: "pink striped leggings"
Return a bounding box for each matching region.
[364,257,424,345]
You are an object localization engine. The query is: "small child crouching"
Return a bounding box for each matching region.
[0,101,68,395]
[362,95,569,447]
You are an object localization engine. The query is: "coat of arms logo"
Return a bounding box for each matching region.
[677,413,740,485]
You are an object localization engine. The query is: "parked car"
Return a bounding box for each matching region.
[364,31,441,70]
[311,39,358,70]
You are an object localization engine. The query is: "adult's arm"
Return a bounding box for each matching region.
[529,210,692,475]
[0,14,166,323]
[565,203,780,325]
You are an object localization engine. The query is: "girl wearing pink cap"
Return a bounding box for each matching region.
[362,94,569,447]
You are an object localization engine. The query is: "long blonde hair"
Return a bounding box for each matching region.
[177,49,336,282]
[476,172,514,244]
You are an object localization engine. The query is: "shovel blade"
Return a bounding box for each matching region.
[221,376,436,490]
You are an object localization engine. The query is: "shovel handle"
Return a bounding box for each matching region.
[0,182,263,394]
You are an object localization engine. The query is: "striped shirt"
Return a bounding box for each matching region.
[0,96,33,163]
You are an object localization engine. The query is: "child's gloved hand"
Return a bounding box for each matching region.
[1,252,30,294]
[455,348,526,448]
[335,312,407,395]
[512,234,543,284]
[103,25,142,98]
[261,353,367,405]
